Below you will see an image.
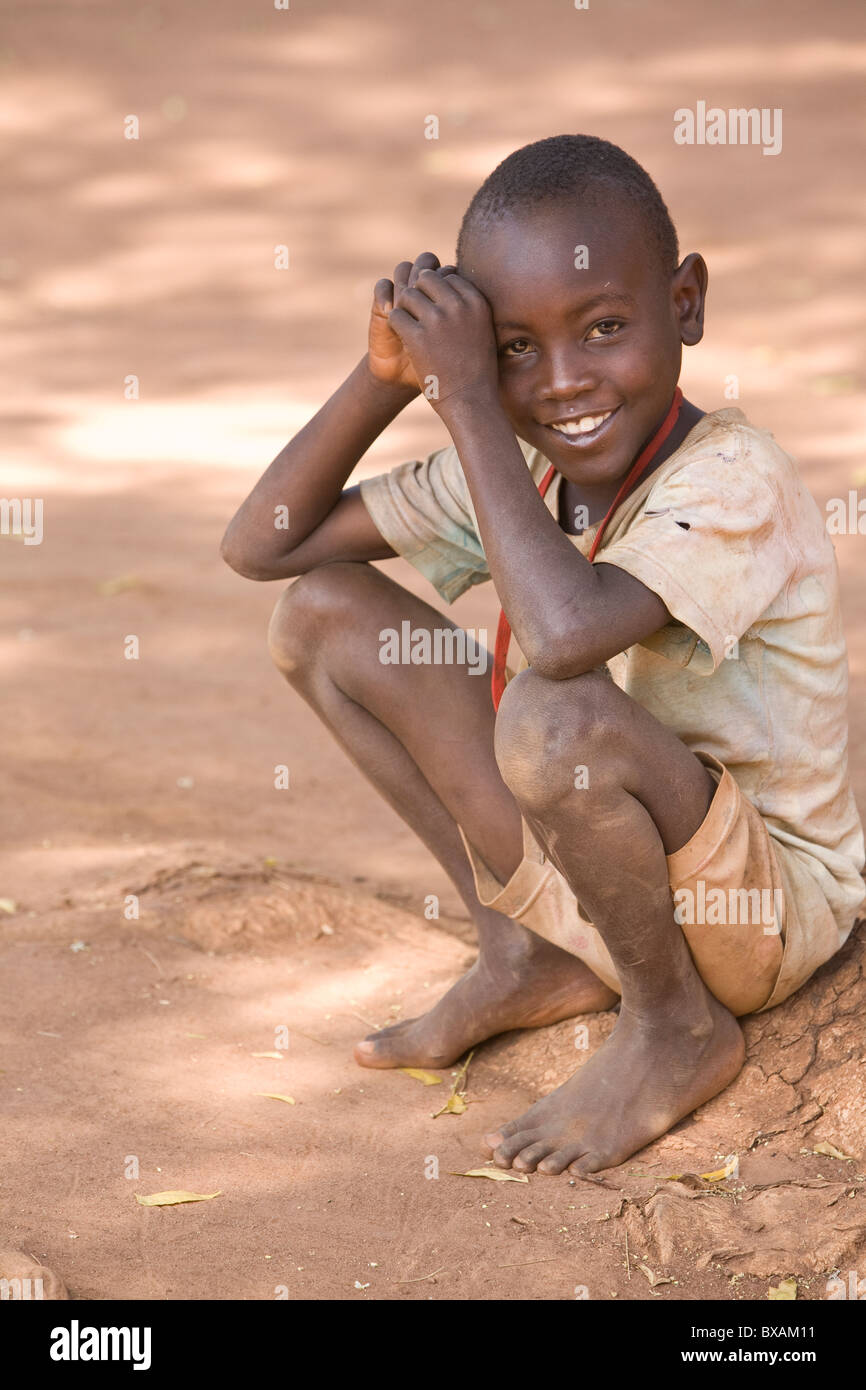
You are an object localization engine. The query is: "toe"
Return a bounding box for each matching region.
[538,1145,587,1175]
[512,1140,556,1173]
[481,1120,520,1155]
[353,1026,416,1067]
[493,1131,543,1168]
[568,1152,606,1176]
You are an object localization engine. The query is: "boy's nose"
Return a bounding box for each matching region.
[539,352,596,400]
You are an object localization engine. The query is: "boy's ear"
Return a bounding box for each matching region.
[672,253,708,346]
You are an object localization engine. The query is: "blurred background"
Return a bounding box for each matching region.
[3,0,865,913]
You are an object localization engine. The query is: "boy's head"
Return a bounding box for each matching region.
[456,134,707,487]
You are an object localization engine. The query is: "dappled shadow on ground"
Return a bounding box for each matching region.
[4,855,863,1299]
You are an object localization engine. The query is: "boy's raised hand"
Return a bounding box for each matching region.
[387,261,498,414]
[368,252,456,391]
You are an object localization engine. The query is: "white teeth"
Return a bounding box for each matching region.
[551,410,612,436]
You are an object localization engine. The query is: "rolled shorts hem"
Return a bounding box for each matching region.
[457,751,841,1017]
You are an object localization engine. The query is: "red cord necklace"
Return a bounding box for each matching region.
[490,387,684,711]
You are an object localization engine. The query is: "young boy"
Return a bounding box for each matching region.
[222,135,865,1177]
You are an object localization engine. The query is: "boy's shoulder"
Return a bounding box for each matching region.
[625,405,829,554]
[649,406,807,501]
[595,406,838,674]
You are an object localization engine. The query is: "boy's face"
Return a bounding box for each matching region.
[459,196,705,489]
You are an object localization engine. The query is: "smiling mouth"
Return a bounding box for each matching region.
[541,407,619,442]
[548,409,614,435]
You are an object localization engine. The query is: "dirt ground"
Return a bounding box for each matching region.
[2,0,865,1301]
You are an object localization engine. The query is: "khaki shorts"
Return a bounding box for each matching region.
[458,752,844,1017]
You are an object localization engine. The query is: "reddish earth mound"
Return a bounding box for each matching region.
[3,856,862,1300]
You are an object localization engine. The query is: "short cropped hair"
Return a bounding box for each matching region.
[457,134,679,275]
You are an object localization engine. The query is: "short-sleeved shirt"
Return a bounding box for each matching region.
[359,408,866,943]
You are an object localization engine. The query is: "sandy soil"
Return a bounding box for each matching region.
[1,0,865,1300]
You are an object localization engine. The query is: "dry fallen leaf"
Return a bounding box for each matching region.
[700,1156,739,1182]
[432,1050,474,1118]
[639,1263,674,1289]
[135,1191,221,1207]
[251,1052,284,1060]
[0,898,17,915]
[99,574,144,596]
[452,1168,530,1184]
[813,374,858,397]
[813,1141,857,1162]
[399,1067,442,1086]
[665,1154,738,1183]
[768,1278,797,1301]
[255,1093,295,1105]
[433,1093,468,1117]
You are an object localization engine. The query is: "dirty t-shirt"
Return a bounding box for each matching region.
[359,408,866,956]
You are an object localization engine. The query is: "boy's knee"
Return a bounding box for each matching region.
[493,666,616,809]
[267,562,365,676]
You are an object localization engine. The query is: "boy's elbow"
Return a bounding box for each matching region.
[524,623,597,681]
[219,532,292,582]
[528,651,589,681]
[220,532,255,578]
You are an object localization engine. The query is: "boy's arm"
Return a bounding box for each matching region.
[388,270,670,677]
[222,254,445,581]
[443,394,670,677]
[220,356,411,580]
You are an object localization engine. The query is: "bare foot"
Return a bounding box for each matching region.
[353,937,617,1069]
[481,989,745,1175]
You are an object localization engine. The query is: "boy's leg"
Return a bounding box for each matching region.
[267,562,618,1068]
[482,666,750,1175]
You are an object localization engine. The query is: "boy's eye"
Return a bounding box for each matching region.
[587,319,623,339]
[501,338,532,356]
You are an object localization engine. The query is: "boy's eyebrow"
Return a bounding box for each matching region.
[495,289,636,331]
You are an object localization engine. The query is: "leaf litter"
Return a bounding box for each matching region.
[399,1067,442,1086]
[135,1191,222,1207]
[432,1050,474,1118]
[768,1278,797,1300]
[452,1168,529,1184]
